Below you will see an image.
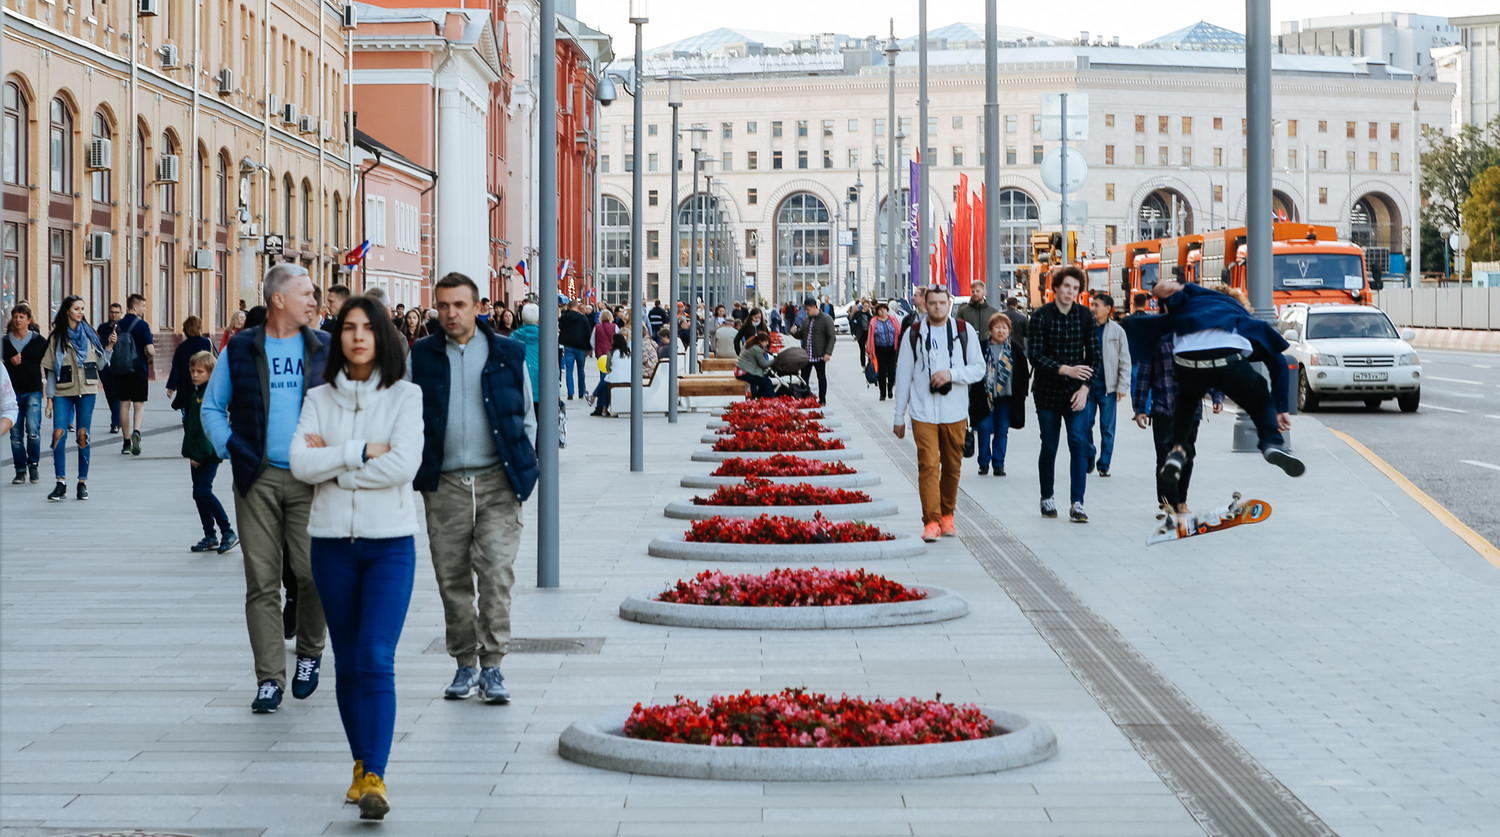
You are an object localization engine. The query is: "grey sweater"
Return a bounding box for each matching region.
[441,335,501,476]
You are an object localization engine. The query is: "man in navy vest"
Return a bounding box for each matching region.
[202,263,331,714]
[409,272,537,705]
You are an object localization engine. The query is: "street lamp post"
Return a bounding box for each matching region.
[663,73,693,423]
[894,130,906,294]
[853,170,863,299]
[984,0,1000,289]
[884,29,901,300]
[685,126,707,372]
[872,156,883,298]
[703,170,716,363]
[627,0,648,472]
[918,0,930,287]
[536,0,560,586]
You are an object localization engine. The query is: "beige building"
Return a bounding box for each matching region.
[3,0,355,336]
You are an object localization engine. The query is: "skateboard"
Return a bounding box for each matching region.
[1147,492,1272,545]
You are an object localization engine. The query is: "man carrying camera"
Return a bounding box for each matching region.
[891,285,986,543]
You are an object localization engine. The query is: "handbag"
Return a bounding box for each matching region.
[963,426,977,458]
[863,360,878,385]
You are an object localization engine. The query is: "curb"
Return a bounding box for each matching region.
[646,532,924,562]
[680,472,881,490]
[700,431,853,444]
[663,499,899,521]
[618,584,968,629]
[558,706,1057,781]
[691,448,863,463]
[707,419,842,429]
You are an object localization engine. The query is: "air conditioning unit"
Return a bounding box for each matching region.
[188,249,214,271]
[341,2,357,29]
[156,153,180,183]
[282,102,298,125]
[87,138,112,170]
[216,68,233,95]
[159,44,179,69]
[298,115,316,134]
[267,94,279,114]
[320,119,332,140]
[137,0,158,16]
[86,232,112,262]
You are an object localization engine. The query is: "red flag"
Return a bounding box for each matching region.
[974,185,986,287]
[955,174,971,296]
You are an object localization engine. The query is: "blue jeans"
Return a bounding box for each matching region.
[310,535,416,778]
[51,394,95,481]
[1084,385,1118,471]
[1036,406,1090,505]
[10,391,42,473]
[561,347,588,397]
[592,376,611,412]
[743,373,775,399]
[975,397,1011,470]
[191,461,232,538]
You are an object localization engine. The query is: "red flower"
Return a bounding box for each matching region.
[684,512,894,544]
[711,455,857,478]
[623,687,997,747]
[712,431,845,453]
[693,478,871,506]
[656,567,928,606]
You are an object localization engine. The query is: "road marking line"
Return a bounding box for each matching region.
[1462,460,1500,472]
[1435,390,1484,399]
[1476,364,1494,369]
[1430,376,1483,385]
[1423,404,1469,413]
[1486,415,1500,421]
[1329,428,1500,571]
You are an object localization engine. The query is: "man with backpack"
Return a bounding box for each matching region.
[112,293,155,456]
[891,285,986,543]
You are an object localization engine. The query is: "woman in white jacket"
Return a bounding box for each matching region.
[289,296,423,822]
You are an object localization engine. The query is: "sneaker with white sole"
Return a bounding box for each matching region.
[1069,502,1088,523]
[1040,498,1058,518]
[480,666,510,705]
[251,679,283,713]
[444,665,480,700]
[1262,447,1306,477]
[291,655,320,699]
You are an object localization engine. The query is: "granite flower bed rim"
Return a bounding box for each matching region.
[680,472,880,490]
[646,531,923,562]
[699,431,853,445]
[662,498,898,521]
[618,583,967,629]
[557,705,1056,781]
[690,448,863,463]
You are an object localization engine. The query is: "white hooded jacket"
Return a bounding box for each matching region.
[290,370,424,539]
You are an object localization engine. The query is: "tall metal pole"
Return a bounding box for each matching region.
[984,0,1000,288]
[1060,93,1070,268]
[886,29,900,300]
[536,0,560,586]
[1246,0,1274,321]
[702,172,714,362]
[687,141,701,371]
[1411,86,1421,281]
[628,11,647,471]
[665,78,685,423]
[873,157,882,298]
[895,131,906,292]
[918,0,930,287]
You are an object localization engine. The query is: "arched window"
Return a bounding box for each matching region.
[2,82,26,186]
[196,144,207,219]
[49,98,72,194]
[598,196,630,304]
[136,127,149,208]
[994,188,1040,271]
[90,111,112,203]
[775,193,830,303]
[283,175,294,239]
[301,180,312,241]
[1137,189,1192,241]
[332,192,342,247]
[1350,198,1375,248]
[160,132,178,213]
[215,152,229,225]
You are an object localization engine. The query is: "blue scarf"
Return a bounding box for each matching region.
[67,321,105,365]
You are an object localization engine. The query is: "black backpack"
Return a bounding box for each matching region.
[906,318,970,365]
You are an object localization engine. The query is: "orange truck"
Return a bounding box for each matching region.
[1107,238,1164,312]
[1198,223,1370,308]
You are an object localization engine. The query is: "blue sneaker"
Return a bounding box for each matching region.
[251,679,283,713]
[480,667,510,705]
[444,665,480,700]
[291,655,320,700]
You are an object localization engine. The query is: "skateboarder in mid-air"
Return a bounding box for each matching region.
[1125,278,1305,499]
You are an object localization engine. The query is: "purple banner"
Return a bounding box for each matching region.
[945,217,958,294]
[908,160,920,293]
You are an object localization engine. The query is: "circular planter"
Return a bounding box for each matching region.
[680,472,880,490]
[700,431,852,445]
[691,448,862,463]
[558,706,1056,781]
[663,499,898,521]
[619,584,967,630]
[646,532,924,562]
[707,418,842,429]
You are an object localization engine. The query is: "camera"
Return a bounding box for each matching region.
[929,381,953,395]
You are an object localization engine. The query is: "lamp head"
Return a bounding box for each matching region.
[629,0,648,23]
[659,73,695,108]
[689,124,708,152]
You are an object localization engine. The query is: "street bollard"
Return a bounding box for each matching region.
[1231,355,1296,452]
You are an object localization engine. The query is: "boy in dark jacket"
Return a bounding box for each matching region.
[182,351,237,554]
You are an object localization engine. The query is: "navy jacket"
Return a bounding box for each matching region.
[1122,283,1291,413]
[223,325,330,495]
[409,323,539,502]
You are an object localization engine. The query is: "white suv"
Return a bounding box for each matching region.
[1278,303,1422,413]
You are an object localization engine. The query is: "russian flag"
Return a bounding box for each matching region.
[516,260,528,285]
[342,240,371,266]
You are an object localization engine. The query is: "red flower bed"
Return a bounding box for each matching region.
[711,455,857,478]
[717,412,830,434]
[724,396,822,414]
[693,477,871,507]
[685,512,893,545]
[624,687,996,748]
[713,431,845,452]
[655,567,927,607]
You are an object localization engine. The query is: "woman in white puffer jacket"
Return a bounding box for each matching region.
[289,295,422,822]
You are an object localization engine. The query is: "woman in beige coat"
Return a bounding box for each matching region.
[40,295,113,501]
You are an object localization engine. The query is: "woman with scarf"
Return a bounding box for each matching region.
[40,295,113,501]
[734,308,766,355]
[864,302,901,401]
[970,313,1016,477]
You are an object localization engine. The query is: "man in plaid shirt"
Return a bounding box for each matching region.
[1029,266,1100,522]
[1131,333,1224,514]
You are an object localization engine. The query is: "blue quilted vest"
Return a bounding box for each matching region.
[410,323,539,501]
[223,325,330,495]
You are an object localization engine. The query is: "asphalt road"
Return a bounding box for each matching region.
[1311,347,1500,548]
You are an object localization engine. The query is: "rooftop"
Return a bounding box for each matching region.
[1141,20,1246,51]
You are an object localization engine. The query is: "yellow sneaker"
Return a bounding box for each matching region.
[345,760,363,804]
[358,772,389,820]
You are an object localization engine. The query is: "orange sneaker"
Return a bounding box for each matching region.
[345,760,363,804]
[921,522,941,542]
[358,772,389,820]
[940,515,957,537]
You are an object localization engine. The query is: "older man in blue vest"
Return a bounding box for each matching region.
[202,262,331,714]
[409,272,537,705]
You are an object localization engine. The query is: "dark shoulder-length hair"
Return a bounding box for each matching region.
[325,295,406,388]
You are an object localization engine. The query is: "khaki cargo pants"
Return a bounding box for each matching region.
[236,466,326,687]
[423,469,522,669]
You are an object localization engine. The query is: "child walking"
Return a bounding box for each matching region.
[182,351,238,553]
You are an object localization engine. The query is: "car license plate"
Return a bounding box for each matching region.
[1353,372,1388,382]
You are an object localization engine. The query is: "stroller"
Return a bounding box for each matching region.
[769,346,813,399]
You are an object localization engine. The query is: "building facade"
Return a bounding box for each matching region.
[599,32,1453,308]
[349,129,433,308]
[1433,15,1500,133]
[1278,12,1458,80]
[4,0,355,335]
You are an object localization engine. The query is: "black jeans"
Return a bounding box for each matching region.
[744,373,775,399]
[874,345,897,398]
[854,333,868,368]
[1152,416,1197,508]
[800,360,828,402]
[1171,352,1282,453]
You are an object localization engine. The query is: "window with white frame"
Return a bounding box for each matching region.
[365,195,387,247]
[395,200,419,254]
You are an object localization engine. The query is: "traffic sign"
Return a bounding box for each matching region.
[1040,147,1088,194]
[1040,93,1089,141]
[1040,200,1088,225]
[263,234,284,255]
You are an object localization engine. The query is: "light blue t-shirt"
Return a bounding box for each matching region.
[263,336,305,469]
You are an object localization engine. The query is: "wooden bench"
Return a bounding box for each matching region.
[700,357,738,374]
[678,373,747,399]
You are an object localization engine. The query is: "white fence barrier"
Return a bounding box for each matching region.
[1373,287,1500,331]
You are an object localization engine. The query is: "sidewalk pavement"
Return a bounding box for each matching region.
[1,362,1498,837]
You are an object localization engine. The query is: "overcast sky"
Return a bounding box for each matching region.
[573,0,1493,54]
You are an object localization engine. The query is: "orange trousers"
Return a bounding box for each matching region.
[912,419,966,524]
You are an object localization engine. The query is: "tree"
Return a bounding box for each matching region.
[1462,165,1500,263]
[1418,220,1447,275]
[1420,117,1500,234]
